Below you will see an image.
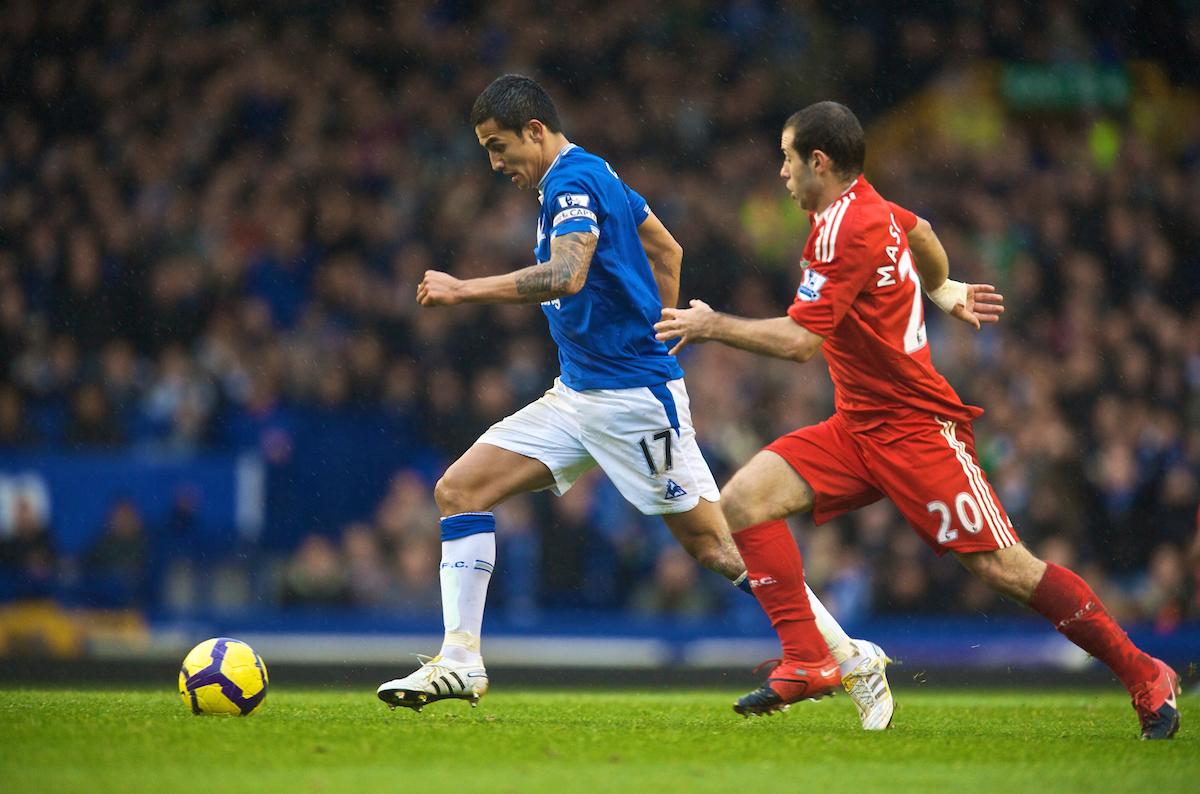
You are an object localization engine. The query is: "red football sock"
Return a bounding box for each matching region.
[1027,562,1157,693]
[733,519,828,664]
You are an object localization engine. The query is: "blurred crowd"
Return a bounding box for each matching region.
[1,0,1199,626]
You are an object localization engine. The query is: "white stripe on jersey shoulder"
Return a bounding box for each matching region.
[813,179,861,261]
[817,199,841,261]
[815,205,834,262]
[815,192,856,262]
[823,193,855,262]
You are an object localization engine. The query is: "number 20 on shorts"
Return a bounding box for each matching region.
[926,492,985,544]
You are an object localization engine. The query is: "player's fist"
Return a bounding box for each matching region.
[654,299,714,355]
[417,270,464,306]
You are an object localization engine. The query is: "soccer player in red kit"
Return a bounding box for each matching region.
[656,101,1181,739]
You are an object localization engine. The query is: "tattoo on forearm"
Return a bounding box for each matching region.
[516,232,597,300]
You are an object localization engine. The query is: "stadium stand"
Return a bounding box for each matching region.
[0,2,1197,665]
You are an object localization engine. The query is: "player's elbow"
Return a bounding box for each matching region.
[788,335,822,363]
[791,344,819,363]
[669,240,683,264]
[555,268,590,298]
[652,241,683,274]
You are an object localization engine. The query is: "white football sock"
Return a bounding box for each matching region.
[437,531,495,666]
[805,583,863,672]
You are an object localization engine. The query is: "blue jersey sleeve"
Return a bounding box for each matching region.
[545,181,601,240]
[624,183,650,225]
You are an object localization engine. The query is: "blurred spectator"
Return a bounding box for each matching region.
[1134,543,1189,632]
[494,494,540,619]
[342,522,391,607]
[388,533,441,611]
[539,470,597,608]
[50,225,122,355]
[139,344,216,450]
[81,499,150,607]
[99,339,146,427]
[375,470,440,552]
[873,533,937,614]
[63,382,124,448]
[281,533,349,606]
[630,546,719,617]
[0,495,57,600]
[0,383,37,446]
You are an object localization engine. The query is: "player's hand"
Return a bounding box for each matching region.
[654,299,714,355]
[950,284,1004,330]
[417,270,465,306]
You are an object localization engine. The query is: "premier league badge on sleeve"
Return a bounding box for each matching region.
[553,194,598,227]
[797,267,828,302]
[558,194,590,208]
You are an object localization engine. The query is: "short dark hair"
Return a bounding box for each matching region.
[783,102,865,178]
[470,74,562,134]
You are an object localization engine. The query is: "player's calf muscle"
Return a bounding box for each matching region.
[662,503,743,579]
[955,545,1046,603]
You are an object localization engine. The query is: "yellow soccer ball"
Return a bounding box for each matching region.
[178,638,269,716]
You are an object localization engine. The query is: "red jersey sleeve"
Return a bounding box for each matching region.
[787,202,882,338]
[887,201,918,233]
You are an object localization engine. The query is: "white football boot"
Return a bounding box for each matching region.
[377,655,489,712]
[842,640,894,730]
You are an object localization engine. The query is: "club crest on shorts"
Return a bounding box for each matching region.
[664,479,688,499]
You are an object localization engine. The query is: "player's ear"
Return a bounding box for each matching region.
[810,150,828,174]
[525,119,544,143]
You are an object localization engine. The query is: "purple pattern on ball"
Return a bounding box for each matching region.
[184,638,267,715]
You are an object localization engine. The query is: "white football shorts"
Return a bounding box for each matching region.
[477,377,719,515]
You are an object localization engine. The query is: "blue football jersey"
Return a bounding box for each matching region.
[535,144,683,390]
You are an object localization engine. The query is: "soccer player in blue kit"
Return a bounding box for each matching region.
[377,75,893,729]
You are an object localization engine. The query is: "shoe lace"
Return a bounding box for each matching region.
[1130,684,1161,721]
[844,673,876,706]
[407,654,447,683]
[752,658,783,676]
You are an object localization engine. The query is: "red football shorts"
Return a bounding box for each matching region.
[765,412,1019,556]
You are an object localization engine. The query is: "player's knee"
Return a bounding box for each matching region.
[718,481,756,531]
[432,476,456,513]
[720,479,791,531]
[433,472,479,515]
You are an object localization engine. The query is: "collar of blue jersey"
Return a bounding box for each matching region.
[537,143,578,193]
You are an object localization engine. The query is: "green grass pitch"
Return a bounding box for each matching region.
[2,687,1195,793]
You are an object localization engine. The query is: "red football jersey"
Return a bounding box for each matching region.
[787,176,982,432]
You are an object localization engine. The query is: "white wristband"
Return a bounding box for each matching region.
[925,278,967,314]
